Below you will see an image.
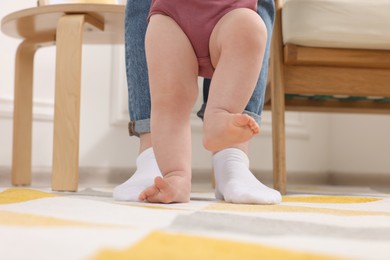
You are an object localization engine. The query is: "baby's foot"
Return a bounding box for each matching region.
[139,173,191,203]
[113,148,162,201]
[203,111,260,152]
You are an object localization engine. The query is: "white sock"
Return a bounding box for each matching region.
[113,148,162,201]
[213,148,282,204]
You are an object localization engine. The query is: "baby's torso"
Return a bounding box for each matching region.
[149,0,258,77]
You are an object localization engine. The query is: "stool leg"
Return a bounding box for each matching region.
[52,15,86,192]
[12,41,36,186]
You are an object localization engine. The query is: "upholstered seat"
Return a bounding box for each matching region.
[282,0,390,50]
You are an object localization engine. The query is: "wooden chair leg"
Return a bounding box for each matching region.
[271,76,287,195]
[270,0,287,195]
[12,37,53,186]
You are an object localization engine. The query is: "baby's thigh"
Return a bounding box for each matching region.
[146,15,198,86]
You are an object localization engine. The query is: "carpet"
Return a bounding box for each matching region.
[1,186,390,260]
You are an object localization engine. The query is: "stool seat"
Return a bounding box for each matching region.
[2,4,124,44]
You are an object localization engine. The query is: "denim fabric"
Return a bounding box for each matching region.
[126,0,275,136]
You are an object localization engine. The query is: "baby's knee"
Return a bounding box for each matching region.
[228,9,268,53]
[153,81,198,112]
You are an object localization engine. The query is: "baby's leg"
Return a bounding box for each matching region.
[203,8,267,152]
[139,15,199,203]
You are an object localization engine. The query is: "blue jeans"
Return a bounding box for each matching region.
[126,0,275,136]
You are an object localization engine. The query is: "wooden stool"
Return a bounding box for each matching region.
[1,4,125,191]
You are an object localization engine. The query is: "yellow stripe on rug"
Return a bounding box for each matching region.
[0,210,126,228]
[92,231,343,260]
[0,188,58,204]
[282,196,382,204]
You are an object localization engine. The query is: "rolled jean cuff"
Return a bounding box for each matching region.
[196,103,262,125]
[128,118,151,137]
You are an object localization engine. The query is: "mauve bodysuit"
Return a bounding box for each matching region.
[148,0,258,78]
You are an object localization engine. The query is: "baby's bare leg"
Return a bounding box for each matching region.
[203,8,267,152]
[139,15,199,203]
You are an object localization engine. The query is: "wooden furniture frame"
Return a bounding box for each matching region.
[1,4,125,191]
[266,0,390,194]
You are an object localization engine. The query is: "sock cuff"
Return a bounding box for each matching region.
[136,147,155,165]
[213,148,249,166]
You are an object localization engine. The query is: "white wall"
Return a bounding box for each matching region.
[329,114,390,175]
[1,0,389,179]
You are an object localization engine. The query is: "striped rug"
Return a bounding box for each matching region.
[1,186,389,260]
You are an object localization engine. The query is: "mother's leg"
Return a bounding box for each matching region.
[113,0,162,201]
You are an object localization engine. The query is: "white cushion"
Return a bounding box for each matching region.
[282,0,390,50]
